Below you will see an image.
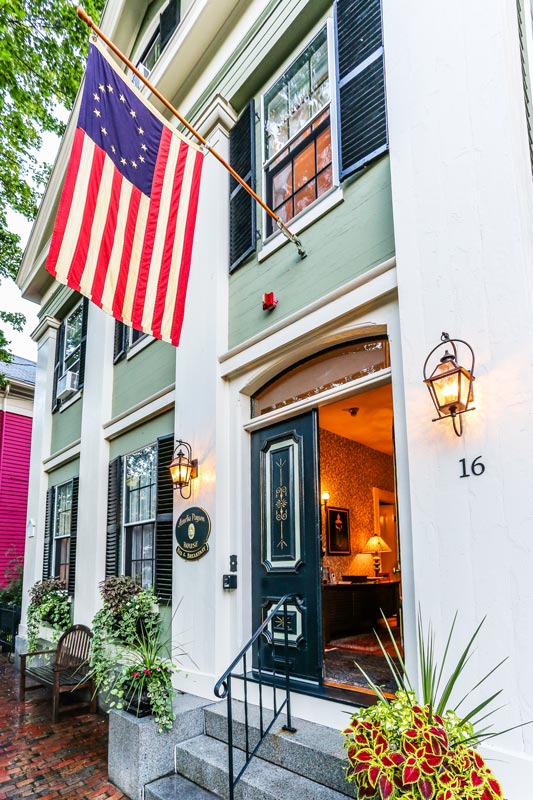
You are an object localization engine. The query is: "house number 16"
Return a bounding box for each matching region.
[459,457,485,478]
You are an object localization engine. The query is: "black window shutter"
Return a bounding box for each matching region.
[77,298,89,391]
[229,101,256,272]
[113,321,127,363]
[42,488,55,580]
[67,477,79,596]
[335,0,388,180]
[106,457,123,577]
[155,434,174,604]
[51,323,65,414]
[160,0,180,50]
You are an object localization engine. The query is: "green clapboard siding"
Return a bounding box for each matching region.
[47,458,80,489]
[112,340,176,418]
[109,410,175,460]
[50,398,83,455]
[228,156,394,348]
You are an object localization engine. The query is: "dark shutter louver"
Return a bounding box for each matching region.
[160,0,180,50]
[105,457,123,577]
[42,488,55,580]
[155,434,174,604]
[517,0,533,174]
[77,298,89,391]
[51,323,65,414]
[113,321,127,363]
[67,477,79,596]
[335,0,388,180]
[229,101,256,272]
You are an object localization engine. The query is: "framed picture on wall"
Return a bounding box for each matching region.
[326,507,351,555]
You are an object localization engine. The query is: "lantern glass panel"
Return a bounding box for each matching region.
[170,453,192,486]
[430,362,460,414]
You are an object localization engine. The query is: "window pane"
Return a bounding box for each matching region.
[64,305,83,371]
[317,165,333,196]
[126,444,156,523]
[55,483,73,538]
[294,140,316,191]
[274,199,293,222]
[141,563,153,590]
[316,127,332,172]
[143,524,154,558]
[272,163,293,207]
[132,526,142,559]
[265,28,328,160]
[294,183,317,215]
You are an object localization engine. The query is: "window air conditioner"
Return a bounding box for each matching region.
[56,370,78,401]
[132,62,151,89]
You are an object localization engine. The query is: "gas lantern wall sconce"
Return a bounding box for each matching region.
[423,332,475,437]
[169,439,198,498]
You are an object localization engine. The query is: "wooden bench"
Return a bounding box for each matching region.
[20,624,97,722]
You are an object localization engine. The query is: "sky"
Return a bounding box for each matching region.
[3,132,62,363]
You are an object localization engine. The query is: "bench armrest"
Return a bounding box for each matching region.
[20,648,56,658]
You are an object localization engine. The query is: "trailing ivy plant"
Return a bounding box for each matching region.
[26,577,71,652]
[342,611,525,800]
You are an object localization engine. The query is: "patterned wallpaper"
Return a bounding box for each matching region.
[319,428,396,581]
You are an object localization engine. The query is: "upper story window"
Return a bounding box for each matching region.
[113,320,150,363]
[263,28,333,236]
[62,303,83,378]
[124,444,157,589]
[228,0,388,273]
[136,0,181,78]
[52,297,88,412]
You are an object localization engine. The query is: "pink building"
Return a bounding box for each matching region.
[0,356,35,587]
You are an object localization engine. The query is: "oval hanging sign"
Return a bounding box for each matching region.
[175,506,211,560]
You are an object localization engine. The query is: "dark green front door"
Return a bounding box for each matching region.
[251,410,322,683]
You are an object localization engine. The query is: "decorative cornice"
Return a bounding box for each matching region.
[193,94,238,138]
[31,315,60,343]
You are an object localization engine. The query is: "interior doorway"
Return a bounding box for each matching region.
[319,383,403,695]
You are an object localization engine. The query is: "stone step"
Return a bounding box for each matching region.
[174,733,351,800]
[204,699,351,797]
[145,773,220,800]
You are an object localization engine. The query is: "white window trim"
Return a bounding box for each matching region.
[130,0,173,77]
[126,331,155,360]
[260,16,339,246]
[59,390,82,412]
[52,479,73,582]
[60,299,83,379]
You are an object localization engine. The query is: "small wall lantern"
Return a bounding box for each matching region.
[169,439,198,498]
[423,332,475,437]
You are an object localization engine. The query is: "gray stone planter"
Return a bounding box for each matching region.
[108,692,212,800]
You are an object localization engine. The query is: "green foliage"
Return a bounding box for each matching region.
[89,577,181,732]
[0,546,23,606]
[26,577,71,652]
[0,0,105,379]
[341,612,518,799]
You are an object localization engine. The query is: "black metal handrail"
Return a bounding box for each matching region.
[214,593,302,800]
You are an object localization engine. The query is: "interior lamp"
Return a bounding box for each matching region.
[321,491,330,508]
[362,534,392,577]
[423,332,475,437]
[169,439,198,499]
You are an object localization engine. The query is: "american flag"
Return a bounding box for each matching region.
[47,41,204,347]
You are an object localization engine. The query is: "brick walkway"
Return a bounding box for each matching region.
[0,656,127,799]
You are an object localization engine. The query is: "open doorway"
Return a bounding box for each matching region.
[318,383,403,695]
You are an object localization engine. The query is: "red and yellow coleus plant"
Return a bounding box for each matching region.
[343,692,503,799]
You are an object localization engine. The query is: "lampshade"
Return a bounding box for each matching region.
[362,535,392,554]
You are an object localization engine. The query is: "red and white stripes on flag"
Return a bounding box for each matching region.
[46,41,204,347]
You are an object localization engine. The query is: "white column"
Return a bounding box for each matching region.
[173,98,236,696]
[75,306,115,625]
[19,317,60,633]
[384,0,533,793]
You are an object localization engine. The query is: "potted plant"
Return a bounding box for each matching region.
[89,577,184,732]
[26,577,71,653]
[342,612,520,799]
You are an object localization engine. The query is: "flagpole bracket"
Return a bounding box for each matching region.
[277,220,306,259]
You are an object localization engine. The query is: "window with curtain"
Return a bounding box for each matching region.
[124,444,157,588]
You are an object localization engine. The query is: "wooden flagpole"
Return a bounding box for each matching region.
[76,7,306,258]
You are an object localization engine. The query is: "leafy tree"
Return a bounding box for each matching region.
[0,0,105,386]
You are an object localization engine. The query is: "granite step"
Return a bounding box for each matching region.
[203,700,351,797]
[145,773,220,800]
[173,733,351,800]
